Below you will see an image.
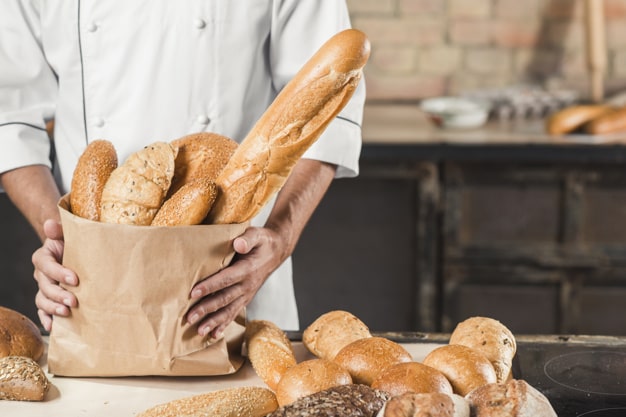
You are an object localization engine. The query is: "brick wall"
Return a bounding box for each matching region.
[347,0,626,102]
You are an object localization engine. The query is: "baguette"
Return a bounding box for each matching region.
[583,106,626,134]
[245,320,297,391]
[70,139,118,221]
[208,28,370,224]
[448,316,516,383]
[100,142,177,225]
[136,386,278,417]
[545,105,613,135]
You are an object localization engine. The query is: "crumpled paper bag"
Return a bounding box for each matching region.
[47,195,248,376]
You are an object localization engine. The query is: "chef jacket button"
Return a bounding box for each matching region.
[196,114,210,125]
[86,22,98,33]
[94,117,105,128]
[194,18,206,29]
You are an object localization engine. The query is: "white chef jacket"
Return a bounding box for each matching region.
[0,0,365,331]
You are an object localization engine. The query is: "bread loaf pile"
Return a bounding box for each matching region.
[68,28,371,227]
[546,104,626,135]
[0,306,50,401]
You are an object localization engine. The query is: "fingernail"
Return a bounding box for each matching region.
[189,313,199,324]
[191,289,202,298]
[66,275,77,285]
[63,298,72,307]
[200,326,211,336]
[55,306,65,315]
[214,330,224,340]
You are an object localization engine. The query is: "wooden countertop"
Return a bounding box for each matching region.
[362,103,626,146]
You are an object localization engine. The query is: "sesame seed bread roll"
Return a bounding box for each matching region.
[100,142,177,225]
[70,139,118,221]
[208,29,370,224]
[303,310,372,361]
[371,361,453,397]
[136,386,278,417]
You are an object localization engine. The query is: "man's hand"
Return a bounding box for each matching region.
[32,219,78,331]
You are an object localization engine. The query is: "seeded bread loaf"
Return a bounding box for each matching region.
[0,356,50,401]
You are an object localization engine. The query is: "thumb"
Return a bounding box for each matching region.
[43,219,64,241]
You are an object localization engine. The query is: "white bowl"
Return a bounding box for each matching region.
[420,96,491,129]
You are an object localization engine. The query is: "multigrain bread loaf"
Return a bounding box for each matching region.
[151,178,218,226]
[422,344,497,397]
[0,306,44,361]
[136,386,279,417]
[268,384,389,417]
[466,379,557,417]
[333,336,413,386]
[375,392,470,417]
[303,310,372,361]
[275,358,352,406]
[448,317,516,383]
[169,132,238,196]
[69,139,118,221]
[371,361,453,397]
[208,29,371,224]
[0,356,50,401]
[244,320,297,391]
[100,142,177,225]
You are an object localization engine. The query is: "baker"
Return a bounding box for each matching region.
[0,1,365,339]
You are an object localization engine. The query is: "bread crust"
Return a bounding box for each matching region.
[245,320,297,391]
[151,178,217,226]
[466,379,557,417]
[303,310,372,361]
[381,392,455,417]
[333,336,413,386]
[136,386,279,417]
[169,132,238,196]
[70,139,118,221]
[545,105,613,135]
[422,344,497,397]
[100,142,177,225]
[448,317,516,383]
[0,356,50,401]
[371,361,453,397]
[275,358,352,406]
[0,306,44,361]
[209,29,370,224]
[583,106,626,134]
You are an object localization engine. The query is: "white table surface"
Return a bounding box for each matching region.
[0,339,442,417]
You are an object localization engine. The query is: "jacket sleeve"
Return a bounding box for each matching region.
[0,0,58,176]
[269,0,365,178]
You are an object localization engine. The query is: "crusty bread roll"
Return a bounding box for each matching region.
[583,106,626,135]
[545,104,613,135]
[333,336,413,386]
[100,142,177,225]
[371,361,453,397]
[169,132,238,196]
[275,358,352,406]
[136,386,278,417]
[268,384,389,417]
[244,320,297,391]
[151,178,218,226]
[422,344,497,397]
[0,306,44,361]
[0,356,50,401]
[376,392,470,417]
[449,316,516,383]
[303,310,371,361]
[70,139,118,221]
[466,379,557,417]
[208,29,371,224]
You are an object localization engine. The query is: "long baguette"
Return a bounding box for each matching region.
[208,29,370,224]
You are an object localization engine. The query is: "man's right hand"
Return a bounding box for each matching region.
[32,219,78,331]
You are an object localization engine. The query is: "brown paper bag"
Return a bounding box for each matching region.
[47,195,248,376]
